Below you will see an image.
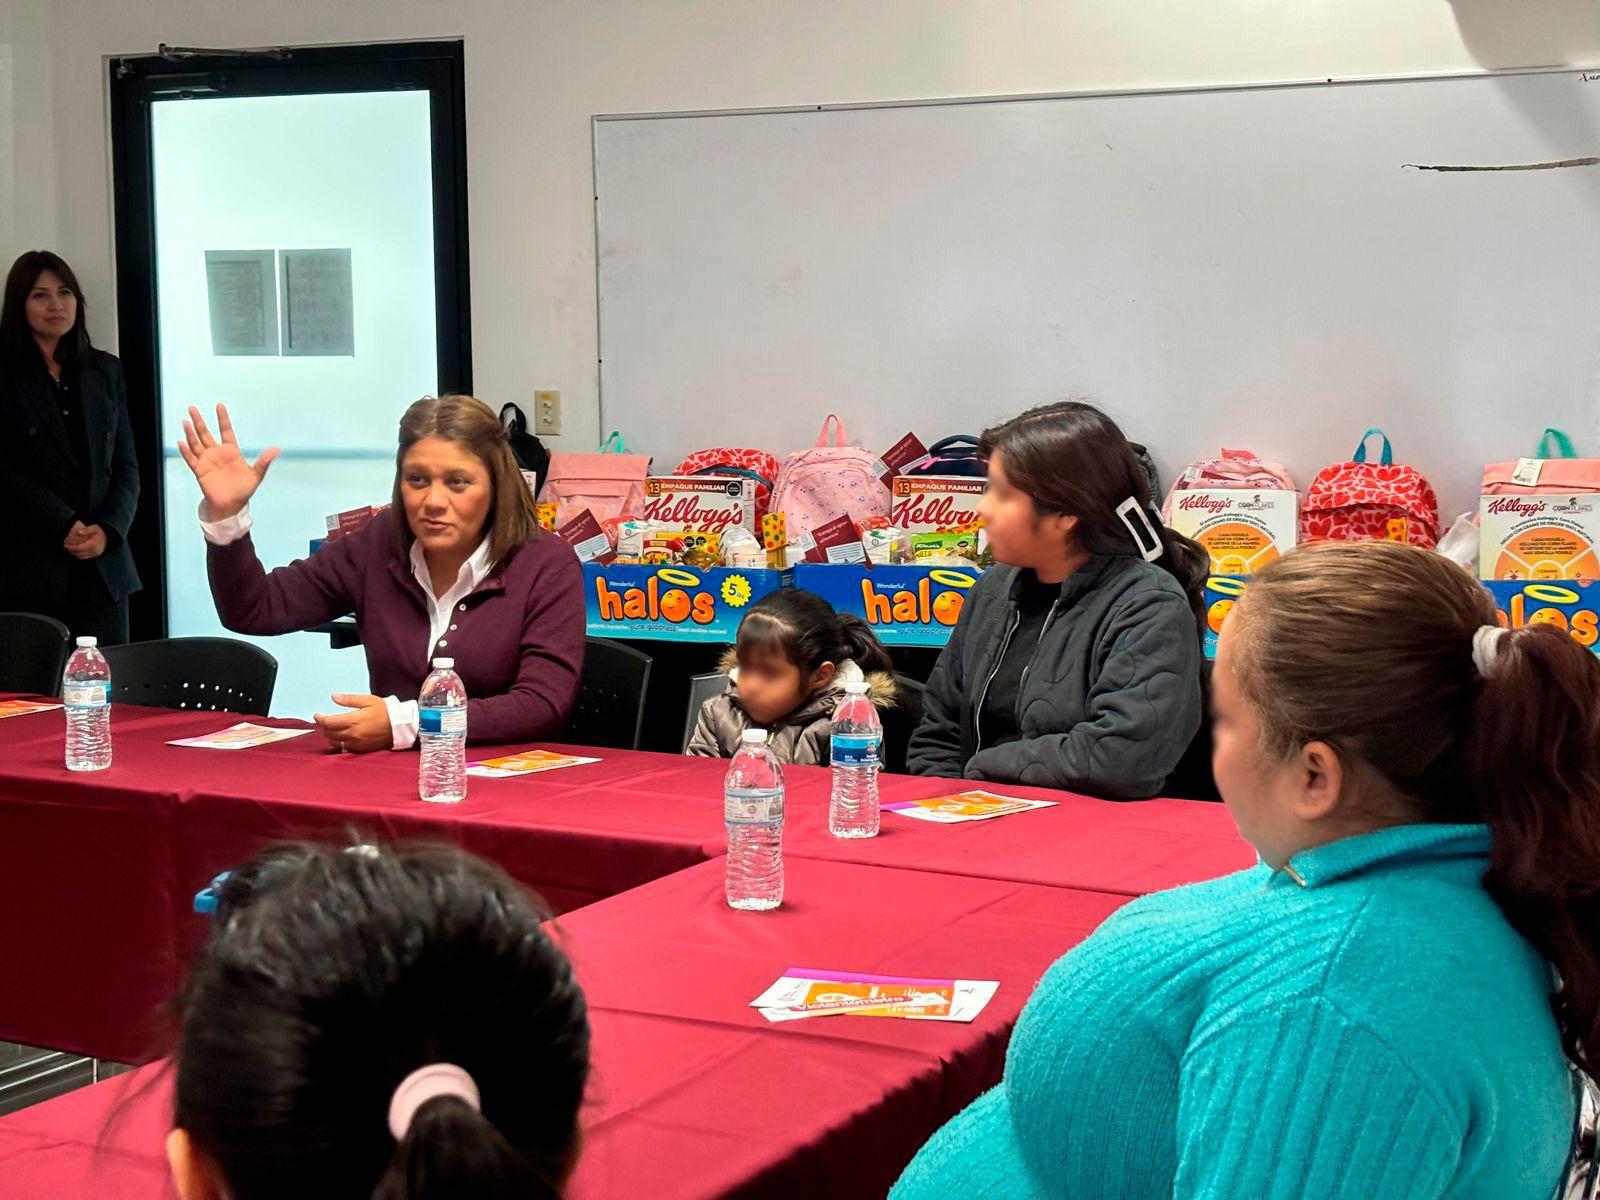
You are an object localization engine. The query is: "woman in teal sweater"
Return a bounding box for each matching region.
[894,541,1596,1199]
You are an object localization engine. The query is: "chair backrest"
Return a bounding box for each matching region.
[567,638,653,751]
[883,674,926,774]
[1561,1068,1600,1200]
[0,612,73,698]
[1162,659,1220,802]
[101,637,278,716]
[681,671,730,754]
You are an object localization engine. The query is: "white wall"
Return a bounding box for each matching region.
[6,0,1600,456]
[0,0,58,264]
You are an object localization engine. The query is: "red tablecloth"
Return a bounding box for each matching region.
[0,858,1127,1200]
[0,704,208,1060]
[493,750,1255,896]
[561,857,1128,1199]
[0,708,717,1060]
[0,698,1249,1070]
[172,736,718,925]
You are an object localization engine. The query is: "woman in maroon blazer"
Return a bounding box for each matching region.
[177,395,585,753]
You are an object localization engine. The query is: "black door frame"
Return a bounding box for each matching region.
[108,40,471,639]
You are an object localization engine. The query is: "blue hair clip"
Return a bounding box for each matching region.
[193,870,232,916]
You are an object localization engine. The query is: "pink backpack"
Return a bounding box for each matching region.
[1302,429,1441,549]
[1161,447,1297,522]
[538,431,652,528]
[770,414,889,550]
[1482,428,1600,495]
[674,446,782,519]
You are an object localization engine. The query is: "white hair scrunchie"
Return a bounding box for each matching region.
[1471,625,1508,677]
[388,1063,481,1141]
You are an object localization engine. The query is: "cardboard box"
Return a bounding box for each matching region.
[890,475,984,534]
[641,476,757,532]
[1167,490,1298,575]
[1479,494,1600,581]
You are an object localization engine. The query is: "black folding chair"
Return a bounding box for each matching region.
[102,637,278,716]
[882,673,926,774]
[0,612,72,698]
[565,638,653,751]
[1163,659,1220,801]
[681,671,730,752]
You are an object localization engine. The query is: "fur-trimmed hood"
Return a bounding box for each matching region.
[714,649,897,709]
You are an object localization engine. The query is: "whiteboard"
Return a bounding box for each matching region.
[594,70,1600,519]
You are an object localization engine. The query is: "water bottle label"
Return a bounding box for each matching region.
[63,682,109,708]
[419,705,467,735]
[830,733,881,768]
[725,787,784,825]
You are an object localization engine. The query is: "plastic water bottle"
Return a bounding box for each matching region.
[418,658,467,804]
[829,681,882,838]
[63,636,112,772]
[725,729,784,911]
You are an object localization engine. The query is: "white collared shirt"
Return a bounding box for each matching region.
[199,501,495,749]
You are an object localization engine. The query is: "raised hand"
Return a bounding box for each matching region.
[176,404,280,521]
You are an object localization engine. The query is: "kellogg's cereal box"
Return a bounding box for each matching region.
[1479,494,1600,581]
[890,475,984,534]
[1167,490,1298,575]
[641,476,757,533]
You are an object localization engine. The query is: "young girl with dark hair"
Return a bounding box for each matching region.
[894,540,1590,1198]
[166,841,590,1200]
[687,587,896,765]
[907,400,1206,799]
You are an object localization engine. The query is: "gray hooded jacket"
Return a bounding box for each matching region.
[906,556,1202,799]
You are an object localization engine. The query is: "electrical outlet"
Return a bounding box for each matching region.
[534,390,561,436]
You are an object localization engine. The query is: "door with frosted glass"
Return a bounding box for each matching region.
[110,44,470,719]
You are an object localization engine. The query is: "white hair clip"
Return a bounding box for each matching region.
[1115,496,1164,563]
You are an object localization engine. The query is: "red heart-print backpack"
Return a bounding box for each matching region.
[675,446,782,519]
[1301,428,1441,549]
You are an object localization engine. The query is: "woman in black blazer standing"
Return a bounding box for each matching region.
[0,251,141,644]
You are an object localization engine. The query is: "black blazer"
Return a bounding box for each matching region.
[0,349,142,604]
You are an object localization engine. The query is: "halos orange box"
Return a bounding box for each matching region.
[1167,490,1298,575]
[1479,495,1600,581]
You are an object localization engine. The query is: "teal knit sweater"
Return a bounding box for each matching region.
[892,824,1575,1199]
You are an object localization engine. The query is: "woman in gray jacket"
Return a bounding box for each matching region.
[907,402,1206,799]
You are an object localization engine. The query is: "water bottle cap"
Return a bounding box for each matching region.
[432,657,455,669]
[76,636,97,648]
[740,728,768,744]
[843,681,869,694]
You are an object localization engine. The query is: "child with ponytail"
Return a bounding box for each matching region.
[895,539,1591,1199]
[165,842,589,1200]
[687,587,897,765]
